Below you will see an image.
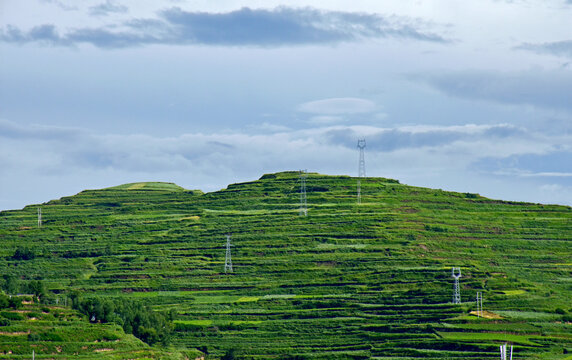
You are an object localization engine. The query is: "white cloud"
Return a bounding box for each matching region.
[309,115,344,124]
[297,98,376,115]
[2,119,570,210]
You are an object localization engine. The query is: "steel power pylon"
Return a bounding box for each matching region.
[357,139,366,204]
[299,170,307,216]
[224,235,233,273]
[452,267,462,304]
[500,343,513,360]
[358,139,366,177]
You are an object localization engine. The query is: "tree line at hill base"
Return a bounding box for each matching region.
[71,294,175,346]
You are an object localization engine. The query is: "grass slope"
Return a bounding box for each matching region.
[0,172,570,359]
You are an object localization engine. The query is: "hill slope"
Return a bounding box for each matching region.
[0,173,570,359]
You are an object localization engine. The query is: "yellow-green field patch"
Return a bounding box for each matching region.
[502,290,526,296]
[180,215,200,221]
[127,183,147,190]
[237,296,259,302]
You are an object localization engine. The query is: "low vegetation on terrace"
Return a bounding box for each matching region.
[0,173,570,359]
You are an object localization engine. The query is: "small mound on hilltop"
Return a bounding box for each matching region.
[105,182,187,192]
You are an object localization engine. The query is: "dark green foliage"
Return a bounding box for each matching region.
[12,246,35,260]
[2,274,19,294]
[1,311,24,320]
[0,293,9,309]
[24,280,46,299]
[27,333,41,342]
[72,296,174,346]
[221,348,237,360]
[8,297,22,309]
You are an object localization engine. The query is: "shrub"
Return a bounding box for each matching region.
[2,274,19,294]
[12,247,36,261]
[221,348,237,360]
[8,297,22,309]
[28,333,41,342]
[1,311,24,320]
[0,293,9,309]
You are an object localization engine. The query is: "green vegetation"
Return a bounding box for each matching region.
[0,299,192,359]
[72,295,175,345]
[0,172,570,359]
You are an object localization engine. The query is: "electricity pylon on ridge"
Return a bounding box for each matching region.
[37,208,42,228]
[299,170,307,216]
[224,235,233,274]
[358,138,366,177]
[357,139,366,204]
[452,267,461,304]
[476,291,483,317]
[500,343,513,360]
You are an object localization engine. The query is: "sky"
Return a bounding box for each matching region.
[1,0,571,210]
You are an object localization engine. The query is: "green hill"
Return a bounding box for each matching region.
[0,172,570,359]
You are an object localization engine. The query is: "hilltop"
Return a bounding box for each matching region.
[0,172,570,359]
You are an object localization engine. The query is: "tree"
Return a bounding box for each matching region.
[221,348,237,360]
[73,296,174,346]
[2,274,19,294]
[0,293,9,309]
[12,247,35,261]
[27,280,46,299]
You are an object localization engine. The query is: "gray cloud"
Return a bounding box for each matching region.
[0,119,84,141]
[411,70,572,112]
[324,124,525,152]
[0,6,448,48]
[0,25,65,46]
[2,120,526,176]
[88,0,128,17]
[474,151,572,179]
[2,119,570,209]
[517,40,572,59]
[39,0,78,11]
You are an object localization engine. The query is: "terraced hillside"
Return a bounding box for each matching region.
[0,172,571,359]
[0,300,191,359]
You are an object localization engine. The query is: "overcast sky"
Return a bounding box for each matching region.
[1,0,571,210]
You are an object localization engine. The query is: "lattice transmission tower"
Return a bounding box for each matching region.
[37,208,42,228]
[358,139,366,177]
[452,267,462,304]
[500,343,513,360]
[224,235,233,274]
[299,170,307,216]
[476,291,483,317]
[357,139,366,204]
